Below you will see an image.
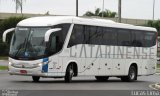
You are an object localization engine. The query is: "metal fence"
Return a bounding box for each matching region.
[0,12,149,25]
[103,17,148,25]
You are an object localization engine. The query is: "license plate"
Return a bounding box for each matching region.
[20,70,27,74]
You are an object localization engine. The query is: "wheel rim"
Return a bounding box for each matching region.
[69,65,74,77]
[70,68,74,77]
[129,68,135,80]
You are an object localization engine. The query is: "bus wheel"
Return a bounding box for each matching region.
[121,66,137,82]
[95,76,109,81]
[65,64,74,83]
[32,76,40,82]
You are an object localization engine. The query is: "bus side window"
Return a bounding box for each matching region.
[68,25,84,47]
[143,32,156,47]
[49,30,63,54]
[50,34,57,53]
[117,29,132,46]
[132,31,143,47]
[102,27,117,45]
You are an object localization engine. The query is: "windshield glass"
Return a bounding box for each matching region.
[9,24,70,60]
[9,27,49,60]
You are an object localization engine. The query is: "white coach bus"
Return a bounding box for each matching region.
[3,16,157,82]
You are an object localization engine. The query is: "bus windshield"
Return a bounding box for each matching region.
[9,24,70,60]
[9,27,50,60]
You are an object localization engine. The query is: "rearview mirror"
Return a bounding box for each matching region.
[3,28,15,42]
[44,28,61,42]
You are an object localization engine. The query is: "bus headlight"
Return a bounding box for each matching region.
[9,62,14,66]
[9,62,42,68]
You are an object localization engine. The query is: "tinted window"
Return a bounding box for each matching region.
[143,32,156,47]
[85,26,102,45]
[117,29,132,46]
[68,25,85,47]
[131,30,156,47]
[132,30,144,47]
[54,24,71,45]
[102,27,117,45]
[68,24,156,47]
[49,24,70,55]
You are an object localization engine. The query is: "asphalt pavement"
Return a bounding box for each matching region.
[0,71,160,90]
[0,60,160,96]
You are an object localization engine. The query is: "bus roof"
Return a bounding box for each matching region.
[17,16,157,32]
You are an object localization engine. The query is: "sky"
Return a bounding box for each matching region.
[0,0,160,20]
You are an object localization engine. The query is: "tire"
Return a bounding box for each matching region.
[32,76,40,82]
[65,65,74,83]
[95,76,109,81]
[121,66,137,82]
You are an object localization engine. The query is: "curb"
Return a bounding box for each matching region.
[155,83,160,90]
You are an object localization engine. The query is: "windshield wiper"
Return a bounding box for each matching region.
[14,38,27,57]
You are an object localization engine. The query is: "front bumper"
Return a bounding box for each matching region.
[8,66,47,77]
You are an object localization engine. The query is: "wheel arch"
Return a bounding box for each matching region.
[126,62,138,75]
[66,61,78,76]
[130,63,138,72]
[129,63,138,79]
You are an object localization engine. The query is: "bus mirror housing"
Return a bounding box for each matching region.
[44,28,61,42]
[3,28,15,42]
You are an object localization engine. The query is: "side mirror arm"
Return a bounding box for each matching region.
[3,28,15,42]
[44,28,61,42]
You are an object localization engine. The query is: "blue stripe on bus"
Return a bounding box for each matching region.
[42,58,49,73]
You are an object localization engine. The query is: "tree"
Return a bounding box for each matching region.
[83,8,117,18]
[13,0,25,15]
[147,20,160,35]
[44,11,50,15]
[0,16,26,56]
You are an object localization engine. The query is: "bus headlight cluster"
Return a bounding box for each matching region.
[9,61,43,68]
[9,62,14,66]
[9,62,22,68]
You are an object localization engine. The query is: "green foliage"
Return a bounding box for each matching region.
[157,64,160,68]
[0,66,8,70]
[0,16,26,38]
[0,56,8,60]
[146,20,160,35]
[0,43,9,56]
[0,16,26,56]
[13,0,25,14]
[83,8,117,18]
